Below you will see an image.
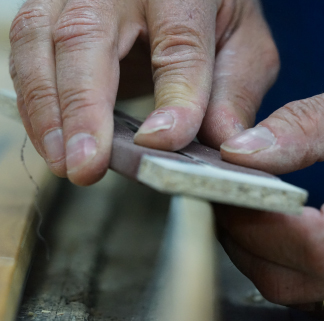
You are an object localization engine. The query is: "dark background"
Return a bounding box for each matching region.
[259,1,324,208]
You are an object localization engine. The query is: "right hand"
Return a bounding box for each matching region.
[9,0,279,185]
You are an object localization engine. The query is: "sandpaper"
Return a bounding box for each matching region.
[112,110,307,215]
[112,110,274,179]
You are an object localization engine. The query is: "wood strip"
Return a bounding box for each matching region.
[137,156,307,215]
[149,196,217,321]
[0,114,57,321]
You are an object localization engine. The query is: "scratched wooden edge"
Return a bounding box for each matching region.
[137,156,307,215]
[3,173,60,321]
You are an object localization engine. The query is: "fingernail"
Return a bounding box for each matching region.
[66,133,97,173]
[221,126,276,154]
[43,129,65,162]
[135,112,174,136]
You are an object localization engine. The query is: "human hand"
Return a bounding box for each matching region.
[216,205,324,307]
[9,0,279,186]
[217,93,324,305]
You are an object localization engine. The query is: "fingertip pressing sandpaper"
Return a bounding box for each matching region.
[112,111,307,215]
[0,91,308,215]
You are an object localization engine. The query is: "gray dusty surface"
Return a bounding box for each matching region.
[16,171,323,321]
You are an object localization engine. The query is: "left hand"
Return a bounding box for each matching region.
[216,204,324,305]
[217,94,324,305]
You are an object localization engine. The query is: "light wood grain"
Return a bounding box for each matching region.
[0,114,56,321]
[150,196,218,321]
[138,155,307,215]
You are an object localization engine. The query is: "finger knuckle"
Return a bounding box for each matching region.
[53,4,107,51]
[23,78,58,118]
[151,23,210,112]
[151,23,209,76]
[59,88,98,120]
[10,6,50,45]
[271,95,324,159]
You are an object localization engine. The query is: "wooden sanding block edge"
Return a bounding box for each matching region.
[137,155,307,215]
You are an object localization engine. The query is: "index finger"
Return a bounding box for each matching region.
[10,0,67,176]
[53,0,141,185]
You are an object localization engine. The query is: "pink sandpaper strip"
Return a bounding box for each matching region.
[110,120,198,180]
[110,111,276,181]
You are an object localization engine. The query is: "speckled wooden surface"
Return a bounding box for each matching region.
[14,170,323,321]
[17,172,170,321]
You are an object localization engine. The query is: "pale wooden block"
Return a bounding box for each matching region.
[150,196,217,321]
[138,156,308,215]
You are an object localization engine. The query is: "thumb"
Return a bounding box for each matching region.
[220,94,324,174]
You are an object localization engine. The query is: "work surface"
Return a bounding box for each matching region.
[13,171,322,321]
[0,94,318,321]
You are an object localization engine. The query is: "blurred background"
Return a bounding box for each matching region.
[0,0,21,91]
[260,0,324,208]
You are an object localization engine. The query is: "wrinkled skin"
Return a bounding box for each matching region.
[9,0,324,307]
[9,0,278,185]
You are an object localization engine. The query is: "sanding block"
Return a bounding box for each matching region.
[0,90,308,215]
